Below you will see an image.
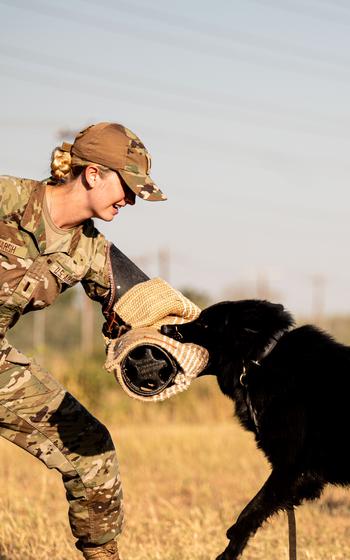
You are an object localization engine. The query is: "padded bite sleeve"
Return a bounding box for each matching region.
[103,243,149,338]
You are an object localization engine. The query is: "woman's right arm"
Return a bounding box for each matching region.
[80,223,149,338]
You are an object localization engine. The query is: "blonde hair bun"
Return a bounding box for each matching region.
[50,146,72,181]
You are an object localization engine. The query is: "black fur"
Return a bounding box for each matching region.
[161,300,350,560]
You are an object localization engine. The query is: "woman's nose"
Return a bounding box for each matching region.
[125,192,136,206]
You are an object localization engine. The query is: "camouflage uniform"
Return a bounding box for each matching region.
[0,176,123,551]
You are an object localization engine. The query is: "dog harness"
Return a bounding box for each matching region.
[239,329,288,433]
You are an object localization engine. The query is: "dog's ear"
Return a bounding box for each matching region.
[235,300,294,357]
[268,302,294,331]
[246,301,293,329]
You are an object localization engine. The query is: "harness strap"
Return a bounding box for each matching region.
[239,328,289,432]
[259,329,286,361]
[240,365,259,432]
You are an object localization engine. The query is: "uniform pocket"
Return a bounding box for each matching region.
[0,225,34,301]
[0,360,62,411]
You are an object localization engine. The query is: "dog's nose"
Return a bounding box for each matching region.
[161,325,175,336]
[161,324,184,341]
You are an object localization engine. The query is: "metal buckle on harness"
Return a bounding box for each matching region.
[240,365,247,387]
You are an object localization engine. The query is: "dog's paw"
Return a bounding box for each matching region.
[216,534,244,560]
[215,546,239,560]
[226,524,237,540]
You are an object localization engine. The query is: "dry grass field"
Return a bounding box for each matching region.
[0,415,350,560]
[4,278,350,559]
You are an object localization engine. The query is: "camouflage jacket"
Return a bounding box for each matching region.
[0,176,112,346]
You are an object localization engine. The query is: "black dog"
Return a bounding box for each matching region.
[161,300,350,560]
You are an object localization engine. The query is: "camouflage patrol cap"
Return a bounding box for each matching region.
[70,122,167,202]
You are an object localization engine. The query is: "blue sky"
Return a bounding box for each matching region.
[1,0,350,315]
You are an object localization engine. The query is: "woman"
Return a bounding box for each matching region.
[0,122,166,559]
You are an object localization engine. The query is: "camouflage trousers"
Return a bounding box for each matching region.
[0,352,124,549]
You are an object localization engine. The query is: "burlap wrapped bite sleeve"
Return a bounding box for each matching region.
[104,278,209,402]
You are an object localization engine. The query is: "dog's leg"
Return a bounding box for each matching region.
[217,471,294,560]
[215,470,291,560]
[216,469,323,560]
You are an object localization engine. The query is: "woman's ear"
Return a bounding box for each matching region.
[84,165,100,188]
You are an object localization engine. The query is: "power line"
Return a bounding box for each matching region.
[247,0,350,27]
[1,55,350,144]
[1,62,348,177]
[1,0,350,82]
[1,1,350,164]
[310,0,350,12]
[1,41,350,140]
[91,0,350,68]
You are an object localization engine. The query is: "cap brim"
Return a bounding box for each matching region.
[118,170,167,202]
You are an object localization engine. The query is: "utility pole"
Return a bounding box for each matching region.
[256,271,270,300]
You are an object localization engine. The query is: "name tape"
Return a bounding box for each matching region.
[49,263,76,285]
[0,238,26,257]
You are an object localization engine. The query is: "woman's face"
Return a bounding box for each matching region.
[86,167,136,221]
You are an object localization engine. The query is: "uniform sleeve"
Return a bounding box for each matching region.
[80,226,111,305]
[0,176,17,218]
[0,176,34,219]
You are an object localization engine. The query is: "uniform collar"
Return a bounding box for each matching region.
[20,181,81,255]
[20,181,47,252]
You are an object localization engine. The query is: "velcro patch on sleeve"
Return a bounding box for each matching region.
[48,262,76,285]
